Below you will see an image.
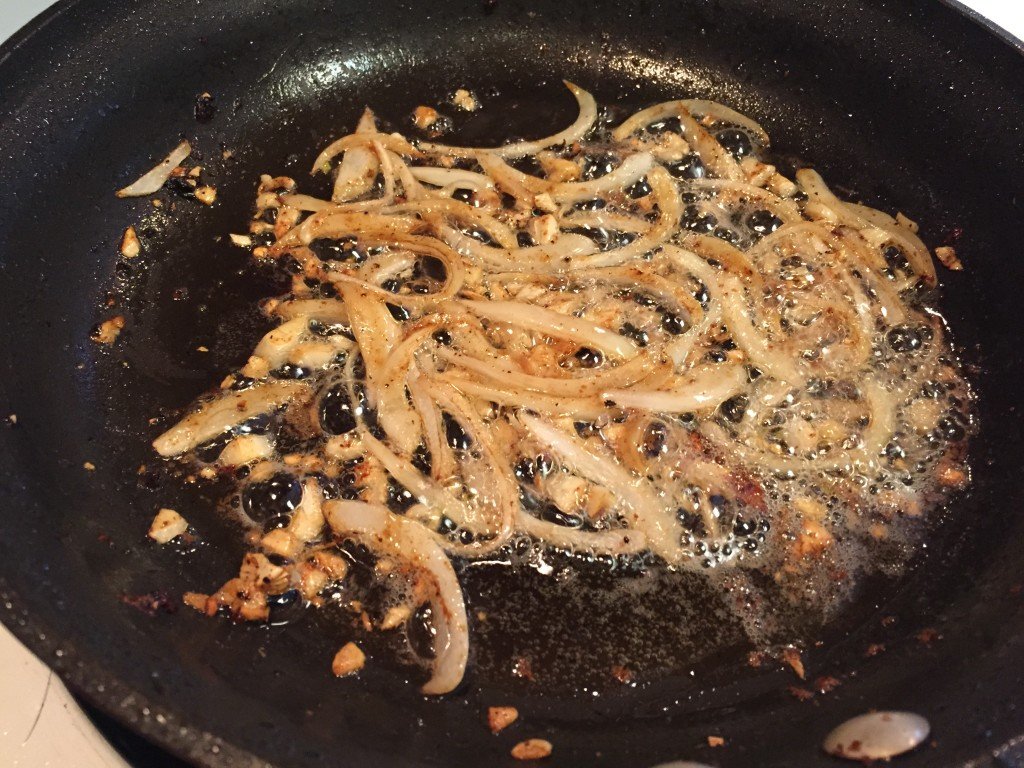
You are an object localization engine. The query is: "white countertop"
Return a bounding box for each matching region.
[0,1,1021,765]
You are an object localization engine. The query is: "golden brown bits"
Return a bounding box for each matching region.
[331,642,366,677]
[148,508,188,544]
[194,185,217,205]
[92,315,125,344]
[782,647,805,679]
[487,706,519,734]
[451,89,479,112]
[413,106,439,130]
[120,225,141,258]
[511,739,552,761]
[935,246,963,271]
[707,735,726,748]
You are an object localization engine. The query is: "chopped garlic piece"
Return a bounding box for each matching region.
[120,226,141,258]
[195,185,217,205]
[149,508,188,544]
[331,642,366,677]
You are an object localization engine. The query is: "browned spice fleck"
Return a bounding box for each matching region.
[511,738,552,760]
[881,614,898,627]
[916,627,942,646]
[814,675,842,694]
[864,642,887,657]
[611,665,634,684]
[782,647,805,679]
[487,706,519,734]
[512,656,535,681]
[120,591,177,616]
[788,686,814,701]
[707,735,725,748]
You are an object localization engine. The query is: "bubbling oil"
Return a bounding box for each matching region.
[156,86,974,691]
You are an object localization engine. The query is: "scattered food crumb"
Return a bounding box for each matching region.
[121,591,177,616]
[379,604,412,630]
[120,225,141,258]
[199,466,217,479]
[935,246,963,271]
[533,192,557,213]
[782,647,805,679]
[707,735,725,748]
[222,148,234,160]
[936,463,968,488]
[196,345,209,352]
[413,106,439,130]
[915,627,942,646]
[452,88,479,111]
[881,614,898,627]
[92,315,125,344]
[83,461,96,471]
[7,414,16,426]
[864,642,887,658]
[476,610,488,621]
[195,185,217,205]
[182,592,208,613]
[747,650,767,668]
[611,664,634,684]
[195,92,217,122]
[788,686,815,701]
[152,199,163,208]
[488,706,519,734]
[188,165,203,178]
[229,233,252,247]
[331,642,365,677]
[942,226,964,247]
[512,656,535,681]
[814,675,842,694]
[511,739,552,761]
[149,508,188,543]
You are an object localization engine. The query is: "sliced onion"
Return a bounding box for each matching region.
[323,500,468,695]
[548,152,655,203]
[116,140,191,198]
[410,166,495,191]
[419,81,597,159]
[311,132,419,175]
[441,375,609,419]
[516,510,647,555]
[153,380,309,457]
[517,413,686,564]
[270,299,350,325]
[435,347,658,397]
[441,224,598,272]
[390,199,517,248]
[573,166,681,269]
[796,169,936,285]
[288,477,325,543]
[461,299,638,360]
[712,274,806,384]
[604,363,747,412]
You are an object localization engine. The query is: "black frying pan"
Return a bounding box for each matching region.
[1,1,1023,765]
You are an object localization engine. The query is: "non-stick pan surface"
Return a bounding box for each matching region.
[2,1,1024,765]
